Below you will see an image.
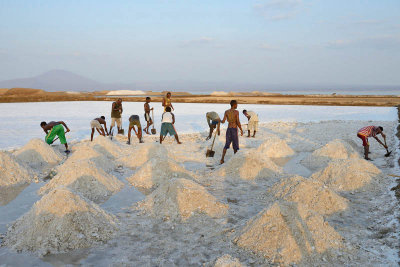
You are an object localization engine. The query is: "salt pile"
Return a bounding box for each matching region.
[0,151,32,187]
[301,139,360,170]
[235,201,342,265]
[91,136,124,158]
[269,176,348,215]
[4,188,118,256]
[66,145,116,172]
[39,160,124,203]
[13,138,63,171]
[256,136,294,158]
[214,254,245,267]
[311,158,381,191]
[137,178,228,221]
[217,151,282,180]
[118,143,167,169]
[127,158,195,191]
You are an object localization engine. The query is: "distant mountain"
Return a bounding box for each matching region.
[0,70,398,93]
[0,70,131,92]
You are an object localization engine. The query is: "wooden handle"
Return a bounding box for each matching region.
[210,130,217,150]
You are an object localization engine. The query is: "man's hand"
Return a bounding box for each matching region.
[65,129,70,133]
[240,129,243,136]
[151,107,154,110]
[384,144,388,149]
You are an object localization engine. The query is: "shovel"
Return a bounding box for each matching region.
[206,130,217,157]
[384,139,392,157]
[151,109,156,135]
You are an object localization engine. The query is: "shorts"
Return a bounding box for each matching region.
[248,121,259,132]
[211,120,219,126]
[129,115,141,128]
[90,120,102,130]
[45,124,67,145]
[111,117,122,128]
[224,128,239,150]
[144,113,151,122]
[357,133,369,146]
[161,123,176,136]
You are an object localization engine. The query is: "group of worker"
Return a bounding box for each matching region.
[40,92,388,163]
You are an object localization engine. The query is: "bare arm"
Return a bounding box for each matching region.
[58,121,70,132]
[221,111,227,124]
[162,98,166,107]
[373,136,387,148]
[103,122,109,135]
[236,112,243,134]
[206,114,211,127]
[172,113,175,124]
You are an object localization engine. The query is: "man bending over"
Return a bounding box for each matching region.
[90,116,108,141]
[40,121,70,153]
[357,126,387,160]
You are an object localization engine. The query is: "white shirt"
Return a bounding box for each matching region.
[162,112,173,123]
[247,111,259,122]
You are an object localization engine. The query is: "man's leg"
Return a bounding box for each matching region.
[364,145,370,160]
[252,131,256,138]
[247,130,250,137]
[160,135,163,144]
[127,126,132,144]
[220,149,227,164]
[174,134,182,144]
[91,128,95,141]
[137,126,143,142]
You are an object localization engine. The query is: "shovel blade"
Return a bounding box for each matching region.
[385,151,392,157]
[206,149,215,157]
[151,129,156,135]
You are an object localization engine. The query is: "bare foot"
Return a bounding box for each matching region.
[220,159,224,164]
[177,141,182,144]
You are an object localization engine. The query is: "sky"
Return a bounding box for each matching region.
[0,0,399,88]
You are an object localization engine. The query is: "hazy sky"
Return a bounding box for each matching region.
[0,0,399,86]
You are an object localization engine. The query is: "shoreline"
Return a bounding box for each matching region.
[0,88,399,106]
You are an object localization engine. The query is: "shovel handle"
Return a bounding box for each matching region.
[210,129,217,150]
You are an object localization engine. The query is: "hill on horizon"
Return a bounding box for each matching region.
[0,70,398,93]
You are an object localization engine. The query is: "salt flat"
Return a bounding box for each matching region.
[0,116,398,266]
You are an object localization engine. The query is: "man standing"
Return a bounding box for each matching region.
[357,126,387,160]
[206,111,221,140]
[127,115,143,144]
[220,100,243,164]
[162,92,174,112]
[243,110,259,138]
[90,116,108,141]
[40,121,70,153]
[110,98,123,134]
[144,97,154,134]
[160,107,181,144]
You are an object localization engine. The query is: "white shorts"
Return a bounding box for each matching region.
[90,120,102,130]
[248,121,259,132]
[111,118,122,127]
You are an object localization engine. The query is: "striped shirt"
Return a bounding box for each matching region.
[357,126,377,137]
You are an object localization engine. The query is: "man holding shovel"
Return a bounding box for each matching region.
[143,97,154,134]
[357,126,388,160]
[220,100,243,164]
[90,116,108,141]
[40,121,70,153]
[127,115,143,144]
[110,98,123,134]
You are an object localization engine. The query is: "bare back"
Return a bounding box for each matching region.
[226,109,239,128]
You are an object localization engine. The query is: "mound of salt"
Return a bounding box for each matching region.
[66,145,116,172]
[91,136,123,158]
[216,151,282,180]
[301,139,360,170]
[0,151,32,187]
[137,178,228,221]
[269,176,348,215]
[13,138,63,171]
[127,158,195,191]
[310,158,381,191]
[256,136,294,158]
[214,254,244,267]
[235,201,342,265]
[39,160,124,203]
[118,143,167,169]
[4,188,118,256]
